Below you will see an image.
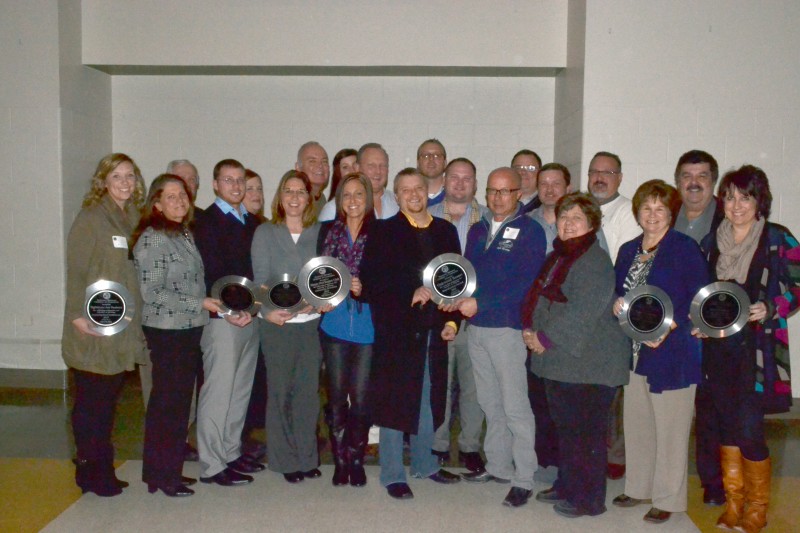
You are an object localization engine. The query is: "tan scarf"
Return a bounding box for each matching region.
[442,198,482,228]
[716,217,765,283]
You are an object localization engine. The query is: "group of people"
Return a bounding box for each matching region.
[61,140,798,533]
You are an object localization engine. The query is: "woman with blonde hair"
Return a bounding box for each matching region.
[62,153,148,496]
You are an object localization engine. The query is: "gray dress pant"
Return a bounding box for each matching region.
[261,318,323,473]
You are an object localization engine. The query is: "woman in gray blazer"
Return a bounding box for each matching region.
[251,170,322,483]
[133,174,224,497]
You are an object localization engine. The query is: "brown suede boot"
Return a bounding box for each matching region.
[717,446,745,530]
[735,457,770,533]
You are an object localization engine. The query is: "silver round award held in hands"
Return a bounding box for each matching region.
[210,275,263,316]
[298,256,352,308]
[84,280,135,336]
[261,274,307,314]
[618,284,674,342]
[422,253,477,305]
[690,281,751,338]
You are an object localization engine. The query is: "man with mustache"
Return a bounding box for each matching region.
[672,150,726,507]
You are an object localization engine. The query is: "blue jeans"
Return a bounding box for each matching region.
[379,348,438,486]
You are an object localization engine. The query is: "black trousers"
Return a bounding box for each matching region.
[546,379,616,515]
[320,331,373,431]
[142,326,203,485]
[695,379,723,491]
[71,368,126,464]
[528,371,559,468]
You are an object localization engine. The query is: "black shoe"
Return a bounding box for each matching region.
[148,483,195,497]
[643,507,671,524]
[428,469,461,484]
[553,500,606,518]
[242,441,267,462]
[461,470,510,483]
[301,468,322,479]
[349,464,367,487]
[612,493,650,507]
[703,487,726,506]
[283,471,304,483]
[387,482,414,500]
[503,487,533,507]
[200,467,253,486]
[181,476,197,486]
[459,451,485,473]
[183,442,199,462]
[431,449,450,466]
[535,487,565,504]
[227,456,266,474]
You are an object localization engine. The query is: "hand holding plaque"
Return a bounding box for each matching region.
[422,253,477,306]
[84,280,135,336]
[690,282,751,338]
[618,284,674,342]
[298,256,352,308]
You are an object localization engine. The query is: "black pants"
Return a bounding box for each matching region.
[142,326,203,485]
[546,379,616,515]
[528,371,559,468]
[695,379,723,491]
[702,331,768,461]
[320,331,372,431]
[71,368,126,464]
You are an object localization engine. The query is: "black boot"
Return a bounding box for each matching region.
[330,427,349,486]
[348,419,369,487]
[73,458,122,497]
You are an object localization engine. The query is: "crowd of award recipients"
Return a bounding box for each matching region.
[61,145,799,533]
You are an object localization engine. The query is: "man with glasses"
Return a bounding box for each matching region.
[429,158,489,473]
[417,138,448,207]
[295,141,330,217]
[453,167,546,508]
[511,149,543,215]
[193,159,264,486]
[586,151,641,481]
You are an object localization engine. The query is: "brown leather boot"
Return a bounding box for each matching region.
[735,457,770,533]
[716,446,745,530]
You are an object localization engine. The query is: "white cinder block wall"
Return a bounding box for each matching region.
[112,75,555,206]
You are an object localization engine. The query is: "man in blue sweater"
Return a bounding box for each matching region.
[452,167,546,508]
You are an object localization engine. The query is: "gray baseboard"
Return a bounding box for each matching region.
[0,368,68,389]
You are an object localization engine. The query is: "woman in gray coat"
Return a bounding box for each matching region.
[521,192,629,519]
[251,170,322,483]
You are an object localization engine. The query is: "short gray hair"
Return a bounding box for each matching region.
[166,159,198,176]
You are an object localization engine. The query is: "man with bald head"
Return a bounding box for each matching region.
[453,167,546,508]
[296,141,330,216]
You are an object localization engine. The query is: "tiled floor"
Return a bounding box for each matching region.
[1,373,798,532]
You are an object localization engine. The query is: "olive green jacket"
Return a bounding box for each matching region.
[61,195,148,374]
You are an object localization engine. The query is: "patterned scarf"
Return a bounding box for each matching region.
[716,217,765,284]
[521,231,597,328]
[321,219,369,277]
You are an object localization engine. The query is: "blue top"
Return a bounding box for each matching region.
[465,206,547,329]
[318,222,374,344]
[615,228,709,393]
[213,197,249,224]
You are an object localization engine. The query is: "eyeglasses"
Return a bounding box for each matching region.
[513,165,538,173]
[420,153,445,161]
[587,169,620,178]
[486,188,520,197]
[218,177,245,186]
[282,188,309,197]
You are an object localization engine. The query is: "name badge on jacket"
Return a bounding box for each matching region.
[112,236,129,249]
[502,227,520,240]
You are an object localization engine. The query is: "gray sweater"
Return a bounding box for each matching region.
[251,222,321,287]
[529,241,630,387]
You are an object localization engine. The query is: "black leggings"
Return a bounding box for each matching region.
[320,332,372,429]
[71,369,126,463]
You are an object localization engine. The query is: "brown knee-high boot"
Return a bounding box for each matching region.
[717,446,745,530]
[735,457,770,533]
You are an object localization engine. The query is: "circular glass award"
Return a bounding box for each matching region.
[298,256,352,308]
[84,280,135,336]
[262,274,307,314]
[618,284,674,342]
[422,253,477,305]
[690,281,751,338]
[210,276,263,316]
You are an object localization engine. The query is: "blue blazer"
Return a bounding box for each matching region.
[615,228,709,392]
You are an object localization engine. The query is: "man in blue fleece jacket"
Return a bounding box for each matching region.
[453,167,546,508]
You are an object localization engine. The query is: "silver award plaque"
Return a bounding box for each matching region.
[618,284,674,342]
[84,280,135,336]
[422,253,477,305]
[261,274,307,314]
[690,281,751,338]
[210,275,263,316]
[298,256,352,308]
